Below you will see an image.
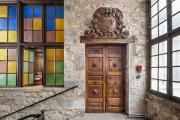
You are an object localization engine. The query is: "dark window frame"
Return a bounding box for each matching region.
[149,0,180,103]
[0,0,64,87]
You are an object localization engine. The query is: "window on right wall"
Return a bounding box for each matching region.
[150,0,180,101]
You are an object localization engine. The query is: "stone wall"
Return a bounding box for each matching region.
[0,0,148,119]
[148,94,180,120]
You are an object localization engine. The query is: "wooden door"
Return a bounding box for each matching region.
[86,45,125,113]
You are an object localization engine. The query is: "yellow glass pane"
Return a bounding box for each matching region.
[8,61,16,73]
[0,31,7,42]
[0,6,7,17]
[56,31,64,42]
[0,49,7,60]
[23,74,29,85]
[33,18,42,30]
[8,31,17,42]
[24,50,29,61]
[46,61,55,73]
[56,49,64,60]
[46,49,55,60]
[56,18,64,30]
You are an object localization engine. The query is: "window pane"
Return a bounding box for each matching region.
[172,0,180,15]
[173,51,180,66]
[152,26,158,39]
[159,8,167,23]
[159,80,167,93]
[159,21,167,36]
[151,0,157,6]
[159,41,167,54]
[151,15,158,28]
[151,3,158,17]
[159,68,167,80]
[159,0,167,11]
[159,54,167,66]
[151,79,158,91]
[151,68,158,79]
[173,82,180,97]
[151,56,158,67]
[173,35,180,51]
[151,44,158,55]
[172,12,180,30]
[173,67,180,81]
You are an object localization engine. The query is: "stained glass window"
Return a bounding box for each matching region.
[0,5,17,43]
[46,48,64,86]
[23,5,42,42]
[0,48,17,86]
[23,49,34,86]
[46,5,64,43]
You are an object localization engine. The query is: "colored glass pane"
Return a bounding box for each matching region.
[56,61,64,73]
[24,31,32,42]
[0,18,7,30]
[7,74,16,85]
[46,31,55,42]
[29,51,34,62]
[8,49,17,60]
[24,18,32,30]
[24,5,33,18]
[8,31,17,42]
[56,74,64,85]
[0,49,7,60]
[23,62,29,73]
[8,61,16,73]
[56,49,64,60]
[8,6,17,17]
[23,74,29,85]
[46,49,55,60]
[46,19,54,30]
[0,74,6,85]
[46,61,55,73]
[8,18,17,30]
[34,31,42,42]
[46,74,55,85]
[0,31,7,42]
[56,31,64,42]
[55,18,64,30]
[34,5,42,17]
[0,61,7,73]
[56,6,64,18]
[46,6,55,18]
[24,50,29,61]
[33,18,42,30]
[29,73,33,84]
[29,63,34,73]
[0,6,7,17]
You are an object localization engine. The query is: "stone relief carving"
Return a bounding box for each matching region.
[84,7,129,38]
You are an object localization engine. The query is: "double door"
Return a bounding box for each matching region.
[86,45,126,113]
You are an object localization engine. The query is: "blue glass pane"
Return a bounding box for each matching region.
[8,18,17,30]
[24,6,33,18]
[46,19,54,30]
[34,5,42,17]
[46,6,55,18]
[0,18,7,30]
[8,6,17,17]
[56,6,64,18]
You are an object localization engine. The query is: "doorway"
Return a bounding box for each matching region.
[86,45,126,113]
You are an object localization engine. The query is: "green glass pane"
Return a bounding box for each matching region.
[23,62,29,73]
[29,73,33,84]
[7,74,16,85]
[56,74,64,85]
[0,74,6,85]
[46,74,55,85]
[56,61,64,73]
[29,51,34,62]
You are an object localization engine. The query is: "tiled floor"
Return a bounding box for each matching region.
[69,113,146,120]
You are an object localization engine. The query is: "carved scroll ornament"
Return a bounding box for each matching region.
[84,7,129,39]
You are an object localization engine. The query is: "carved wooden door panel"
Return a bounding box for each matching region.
[86,45,125,113]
